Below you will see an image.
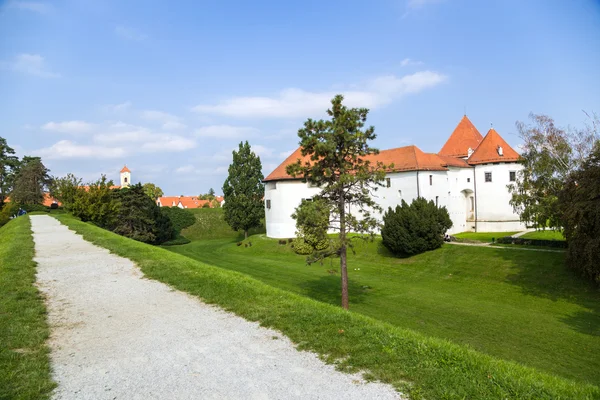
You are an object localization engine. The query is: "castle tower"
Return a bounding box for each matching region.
[120,165,131,188]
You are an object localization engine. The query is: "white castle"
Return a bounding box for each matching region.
[263,116,525,238]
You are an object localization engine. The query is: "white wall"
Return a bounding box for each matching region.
[264,163,524,238]
[474,162,525,231]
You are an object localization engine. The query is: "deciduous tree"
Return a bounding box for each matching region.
[50,173,82,210]
[222,141,265,239]
[286,95,388,310]
[142,182,164,201]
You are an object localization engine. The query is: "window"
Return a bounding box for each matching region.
[435,196,439,207]
[429,175,433,185]
[467,178,471,183]
[386,178,391,188]
[266,199,271,209]
[398,190,402,199]
[485,172,492,182]
[266,182,277,190]
[509,171,516,182]
[470,196,474,212]
[124,177,128,183]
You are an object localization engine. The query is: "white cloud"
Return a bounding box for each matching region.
[278,149,295,159]
[192,71,447,119]
[140,110,186,130]
[105,101,132,112]
[34,140,126,160]
[400,58,424,67]
[141,136,196,152]
[5,1,51,13]
[3,53,59,78]
[175,165,228,176]
[115,25,147,41]
[175,165,194,174]
[252,145,275,159]
[406,0,445,9]
[195,125,259,139]
[42,120,94,133]
[162,121,187,130]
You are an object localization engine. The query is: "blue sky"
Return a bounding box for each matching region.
[1,0,599,196]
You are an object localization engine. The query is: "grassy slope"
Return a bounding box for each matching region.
[454,231,518,242]
[54,214,599,399]
[0,217,55,400]
[170,211,599,385]
[182,208,265,241]
[520,230,566,241]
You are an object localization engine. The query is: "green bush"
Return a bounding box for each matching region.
[382,197,452,256]
[0,202,20,227]
[160,207,196,233]
[21,204,48,213]
[71,176,119,228]
[293,234,329,255]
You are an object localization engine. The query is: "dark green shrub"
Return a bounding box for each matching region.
[278,239,287,245]
[160,207,196,233]
[293,234,329,255]
[202,202,211,208]
[382,197,452,256]
[71,176,119,228]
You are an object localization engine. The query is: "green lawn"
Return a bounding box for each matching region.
[168,212,600,385]
[0,217,55,400]
[54,213,599,399]
[520,230,566,241]
[454,231,518,242]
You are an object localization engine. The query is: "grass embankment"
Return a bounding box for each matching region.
[0,217,55,400]
[54,214,599,399]
[520,230,566,241]
[454,231,518,242]
[169,233,599,385]
[182,208,265,241]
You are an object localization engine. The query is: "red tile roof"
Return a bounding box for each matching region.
[178,197,210,209]
[468,128,520,165]
[263,145,464,182]
[120,165,131,173]
[439,115,483,158]
[157,196,181,207]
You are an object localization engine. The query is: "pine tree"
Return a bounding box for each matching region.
[10,157,51,205]
[286,95,389,310]
[222,141,265,239]
[0,137,19,207]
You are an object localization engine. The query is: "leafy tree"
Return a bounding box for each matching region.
[558,142,600,283]
[10,157,51,205]
[160,206,196,233]
[113,183,174,244]
[508,113,599,229]
[222,141,265,239]
[0,137,19,207]
[286,95,388,309]
[142,182,164,201]
[50,173,82,210]
[71,176,119,228]
[381,198,452,256]
[199,188,216,201]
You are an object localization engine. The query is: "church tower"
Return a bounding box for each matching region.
[120,165,131,188]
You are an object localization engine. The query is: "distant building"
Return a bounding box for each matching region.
[120,165,131,188]
[263,116,525,238]
[156,196,221,209]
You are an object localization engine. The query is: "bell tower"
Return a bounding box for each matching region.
[120,165,131,188]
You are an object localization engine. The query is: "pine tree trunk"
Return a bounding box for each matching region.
[244,230,248,240]
[339,197,349,310]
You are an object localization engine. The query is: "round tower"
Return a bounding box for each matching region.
[120,165,131,188]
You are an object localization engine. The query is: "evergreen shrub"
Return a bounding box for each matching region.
[382,197,452,256]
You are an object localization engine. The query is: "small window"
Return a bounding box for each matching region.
[485,172,492,182]
[398,190,402,199]
[467,178,471,183]
[470,196,474,211]
[266,182,277,190]
[435,196,439,207]
[386,178,391,188]
[266,199,271,209]
[429,175,433,186]
[509,171,516,182]
[124,177,128,183]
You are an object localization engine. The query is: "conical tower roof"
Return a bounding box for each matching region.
[439,115,483,158]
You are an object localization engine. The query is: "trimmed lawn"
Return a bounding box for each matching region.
[54,213,599,399]
[0,217,55,400]
[167,234,599,385]
[520,230,566,241]
[454,231,518,242]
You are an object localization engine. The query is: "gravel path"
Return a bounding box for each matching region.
[31,215,400,400]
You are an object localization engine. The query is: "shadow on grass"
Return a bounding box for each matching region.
[498,249,600,337]
[299,275,370,306]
